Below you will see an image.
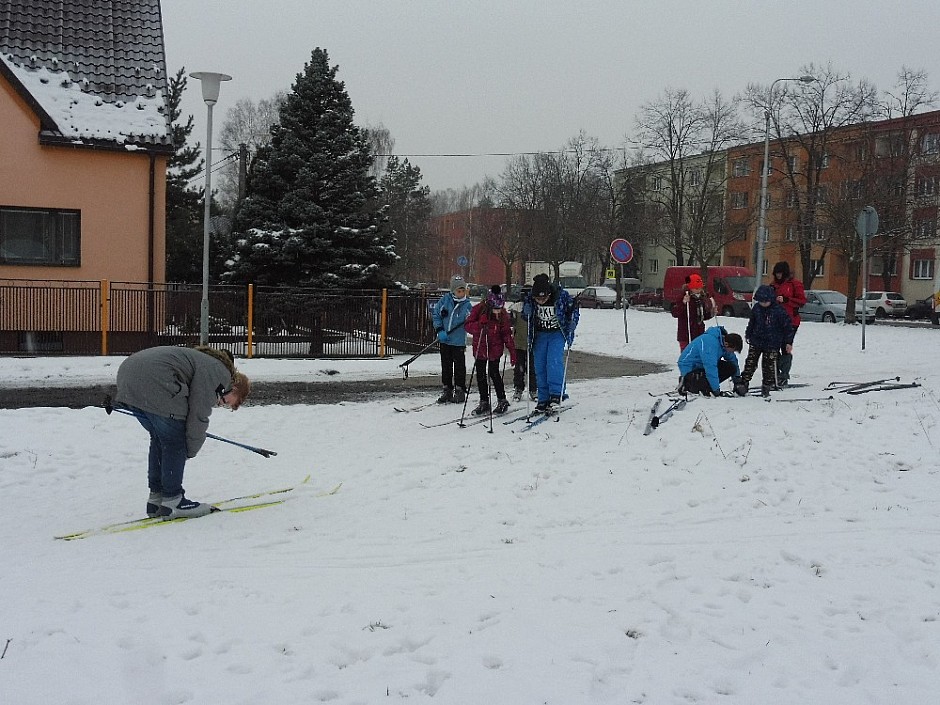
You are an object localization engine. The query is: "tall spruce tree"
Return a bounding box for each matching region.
[164,67,205,283]
[224,48,397,288]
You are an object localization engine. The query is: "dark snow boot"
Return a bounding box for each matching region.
[436,386,454,404]
[494,398,510,415]
[471,401,491,416]
[453,387,467,403]
[159,494,214,519]
[146,491,162,518]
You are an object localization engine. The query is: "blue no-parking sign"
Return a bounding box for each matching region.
[610,239,634,264]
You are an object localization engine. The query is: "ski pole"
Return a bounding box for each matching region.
[399,337,439,379]
[103,399,278,458]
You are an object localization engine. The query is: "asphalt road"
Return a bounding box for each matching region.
[0,350,667,409]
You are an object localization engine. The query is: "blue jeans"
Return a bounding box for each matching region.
[128,406,188,497]
[532,330,567,401]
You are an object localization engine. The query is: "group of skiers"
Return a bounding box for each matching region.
[431,273,580,417]
[675,261,806,397]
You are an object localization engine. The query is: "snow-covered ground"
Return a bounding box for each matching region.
[1,309,938,704]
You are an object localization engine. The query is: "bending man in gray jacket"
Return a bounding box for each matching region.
[115,345,250,518]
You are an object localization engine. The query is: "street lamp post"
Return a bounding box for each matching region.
[755,75,817,285]
[189,71,232,345]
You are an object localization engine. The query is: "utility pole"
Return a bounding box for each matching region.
[237,143,248,206]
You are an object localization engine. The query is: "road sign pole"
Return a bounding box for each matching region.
[620,263,628,343]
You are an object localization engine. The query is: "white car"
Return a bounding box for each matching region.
[855,291,907,318]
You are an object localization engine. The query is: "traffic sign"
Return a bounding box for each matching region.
[855,206,879,239]
[456,255,468,267]
[610,239,634,264]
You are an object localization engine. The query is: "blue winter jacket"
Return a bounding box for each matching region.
[677,326,741,392]
[432,292,472,346]
[745,301,795,351]
[521,285,580,347]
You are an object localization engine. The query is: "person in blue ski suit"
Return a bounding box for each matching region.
[740,284,795,394]
[522,273,579,411]
[432,275,473,403]
[677,326,744,396]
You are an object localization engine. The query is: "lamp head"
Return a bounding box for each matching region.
[189,71,232,105]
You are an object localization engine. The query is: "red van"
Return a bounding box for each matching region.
[662,266,756,317]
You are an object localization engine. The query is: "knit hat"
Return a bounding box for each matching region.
[450,275,466,294]
[487,284,505,309]
[688,273,704,289]
[772,261,791,278]
[755,284,776,303]
[531,273,552,297]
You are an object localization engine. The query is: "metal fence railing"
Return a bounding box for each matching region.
[0,279,441,358]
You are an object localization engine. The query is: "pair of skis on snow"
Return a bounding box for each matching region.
[643,396,691,435]
[824,376,920,395]
[55,476,341,541]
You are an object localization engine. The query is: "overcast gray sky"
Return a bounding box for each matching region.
[162,0,940,193]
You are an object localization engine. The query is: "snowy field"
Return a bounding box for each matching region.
[1,308,938,704]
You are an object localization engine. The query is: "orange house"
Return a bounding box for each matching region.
[0,0,173,285]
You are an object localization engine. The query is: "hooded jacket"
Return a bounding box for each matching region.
[115,346,233,458]
[746,296,795,351]
[671,287,714,344]
[521,284,580,347]
[771,262,807,327]
[432,292,472,346]
[465,302,517,363]
[677,326,741,392]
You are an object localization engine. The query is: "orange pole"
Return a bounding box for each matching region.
[379,288,388,357]
[100,280,110,356]
[246,283,254,358]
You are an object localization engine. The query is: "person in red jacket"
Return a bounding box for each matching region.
[770,261,807,387]
[671,273,715,351]
[465,285,517,415]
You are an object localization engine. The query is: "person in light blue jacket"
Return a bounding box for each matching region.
[677,326,744,396]
[431,275,473,403]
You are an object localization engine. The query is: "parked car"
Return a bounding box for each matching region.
[629,287,664,307]
[904,297,939,323]
[801,289,874,323]
[578,285,618,309]
[855,291,907,318]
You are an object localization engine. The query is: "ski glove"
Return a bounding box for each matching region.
[437,330,448,343]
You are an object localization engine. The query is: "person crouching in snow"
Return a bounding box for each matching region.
[465,285,517,415]
[114,345,250,519]
[677,326,744,397]
[522,273,580,412]
[740,284,795,396]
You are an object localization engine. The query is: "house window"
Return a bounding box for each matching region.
[814,226,830,242]
[922,133,940,155]
[651,176,664,192]
[870,258,897,276]
[915,219,936,239]
[912,259,934,280]
[759,159,772,177]
[810,258,825,276]
[648,259,659,274]
[916,175,937,196]
[786,225,798,241]
[0,206,80,266]
[732,158,751,177]
[730,192,748,209]
[786,190,798,208]
[788,155,799,172]
[818,153,830,169]
[688,168,702,186]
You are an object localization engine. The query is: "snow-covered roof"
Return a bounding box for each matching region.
[0,0,172,151]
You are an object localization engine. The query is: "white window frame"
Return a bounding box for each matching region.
[786,225,798,241]
[732,159,751,178]
[922,133,940,155]
[648,259,659,274]
[810,258,825,276]
[730,192,748,209]
[912,259,934,280]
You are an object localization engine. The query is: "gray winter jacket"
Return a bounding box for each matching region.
[115,346,232,458]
